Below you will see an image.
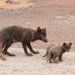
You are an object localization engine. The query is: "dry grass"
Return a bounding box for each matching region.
[0,0,33,9]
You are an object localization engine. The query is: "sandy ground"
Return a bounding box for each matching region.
[0,0,75,49]
[0,0,33,9]
[0,48,75,75]
[0,0,75,75]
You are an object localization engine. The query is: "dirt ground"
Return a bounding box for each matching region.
[0,48,75,75]
[0,0,75,50]
[0,0,75,75]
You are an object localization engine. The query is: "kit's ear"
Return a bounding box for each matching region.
[63,42,66,46]
[42,28,46,33]
[69,42,72,46]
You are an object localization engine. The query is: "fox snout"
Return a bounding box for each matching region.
[44,39,48,42]
[42,38,48,42]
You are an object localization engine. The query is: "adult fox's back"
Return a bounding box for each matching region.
[1,26,48,56]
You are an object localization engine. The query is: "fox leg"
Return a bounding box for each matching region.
[59,54,63,62]
[0,52,6,60]
[52,53,58,63]
[22,42,32,56]
[27,42,39,54]
[3,42,15,56]
[47,52,52,63]
[0,45,6,60]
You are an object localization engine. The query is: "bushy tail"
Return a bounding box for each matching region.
[43,44,55,57]
[43,51,48,57]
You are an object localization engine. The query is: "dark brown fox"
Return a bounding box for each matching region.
[0,26,48,56]
[43,42,72,63]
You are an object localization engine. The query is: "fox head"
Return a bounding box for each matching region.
[35,27,48,42]
[63,42,72,52]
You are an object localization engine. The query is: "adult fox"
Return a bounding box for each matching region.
[0,26,48,57]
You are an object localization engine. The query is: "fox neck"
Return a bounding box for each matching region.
[31,32,38,41]
[62,46,67,53]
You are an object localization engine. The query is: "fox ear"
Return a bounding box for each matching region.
[37,27,42,32]
[42,28,46,32]
[63,42,66,46]
[69,42,72,45]
[42,28,46,36]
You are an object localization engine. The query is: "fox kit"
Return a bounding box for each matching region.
[43,42,72,63]
[1,26,48,56]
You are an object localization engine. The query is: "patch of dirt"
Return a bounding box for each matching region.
[0,48,75,75]
[0,0,33,9]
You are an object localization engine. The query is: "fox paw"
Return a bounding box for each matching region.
[33,51,39,54]
[26,53,33,56]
